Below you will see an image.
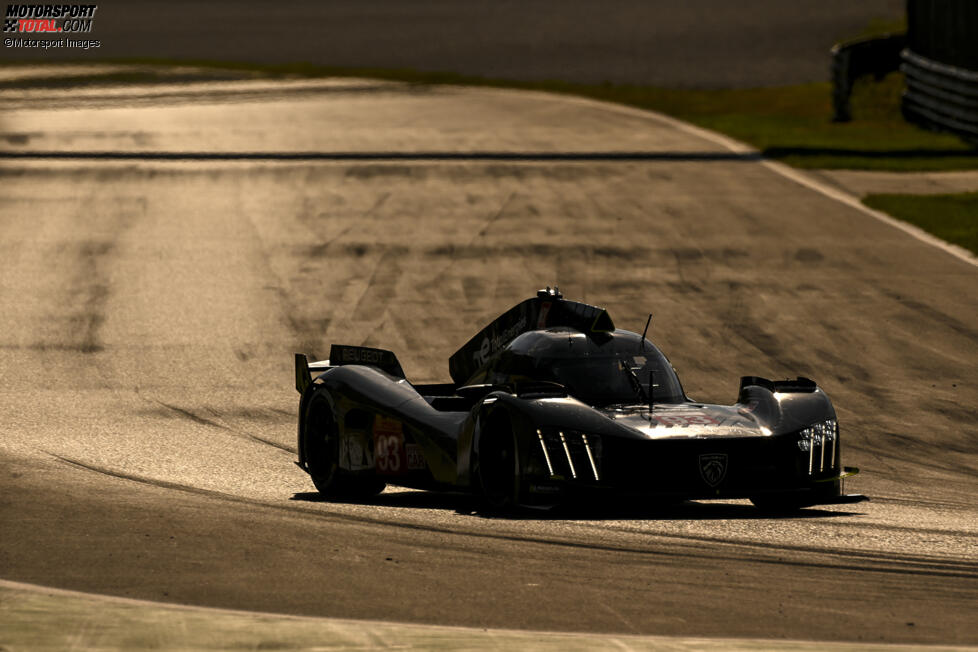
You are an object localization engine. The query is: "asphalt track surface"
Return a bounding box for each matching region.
[3,0,903,87]
[1,78,976,646]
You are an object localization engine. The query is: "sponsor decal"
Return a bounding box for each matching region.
[339,435,373,472]
[339,347,389,365]
[652,414,720,428]
[373,415,406,475]
[4,3,99,49]
[699,453,728,487]
[405,443,426,471]
[472,314,528,367]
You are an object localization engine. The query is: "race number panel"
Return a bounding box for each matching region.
[373,416,407,475]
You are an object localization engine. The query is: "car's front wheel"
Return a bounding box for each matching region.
[475,416,521,510]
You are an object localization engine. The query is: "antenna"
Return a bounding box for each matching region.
[640,313,652,351]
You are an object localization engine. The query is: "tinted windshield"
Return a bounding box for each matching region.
[546,353,684,407]
[488,344,685,407]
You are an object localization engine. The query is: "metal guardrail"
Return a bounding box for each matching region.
[901,49,978,145]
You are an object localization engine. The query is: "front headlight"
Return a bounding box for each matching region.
[797,419,836,451]
[797,419,837,474]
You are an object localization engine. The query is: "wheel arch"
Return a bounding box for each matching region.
[469,396,542,507]
[470,398,537,473]
[297,383,338,469]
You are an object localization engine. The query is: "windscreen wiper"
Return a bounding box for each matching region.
[621,362,649,404]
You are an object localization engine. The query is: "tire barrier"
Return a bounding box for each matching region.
[830,34,905,122]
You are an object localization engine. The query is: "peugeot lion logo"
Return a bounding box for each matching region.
[699,454,728,487]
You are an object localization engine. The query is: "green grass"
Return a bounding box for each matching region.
[863,192,978,256]
[529,74,976,171]
[3,56,977,170]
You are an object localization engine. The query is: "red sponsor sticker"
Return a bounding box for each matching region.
[654,414,720,428]
[373,416,406,475]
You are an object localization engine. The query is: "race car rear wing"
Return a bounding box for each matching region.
[294,345,405,393]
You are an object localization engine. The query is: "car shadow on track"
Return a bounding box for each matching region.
[290,490,865,520]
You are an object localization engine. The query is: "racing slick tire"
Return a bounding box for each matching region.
[303,394,385,499]
[474,414,522,511]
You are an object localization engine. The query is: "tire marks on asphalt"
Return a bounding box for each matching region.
[37,451,978,583]
[150,398,296,455]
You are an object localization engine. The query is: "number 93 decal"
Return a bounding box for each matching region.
[373,416,406,475]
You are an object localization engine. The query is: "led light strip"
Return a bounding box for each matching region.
[830,422,837,469]
[808,433,814,475]
[558,431,577,479]
[581,434,600,482]
[536,429,555,477]
[819,424,826,473]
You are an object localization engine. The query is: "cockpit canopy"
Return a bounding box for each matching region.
[471,327,686,407]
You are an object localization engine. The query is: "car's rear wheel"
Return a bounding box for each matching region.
[304,395,385,499]
[476,417,521,510]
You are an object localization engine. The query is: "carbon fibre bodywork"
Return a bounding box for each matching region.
[293,290,864,509]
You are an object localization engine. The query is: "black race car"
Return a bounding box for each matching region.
[293,289,864,510]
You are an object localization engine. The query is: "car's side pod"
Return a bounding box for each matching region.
[737,375,837,442]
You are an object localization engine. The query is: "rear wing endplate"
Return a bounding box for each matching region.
[294,354,336,393]
[295,353,313,393]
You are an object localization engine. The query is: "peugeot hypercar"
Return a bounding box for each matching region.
[293,289,864,510]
